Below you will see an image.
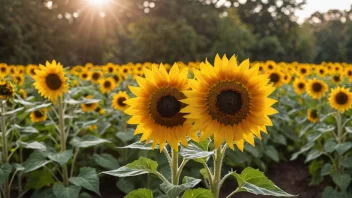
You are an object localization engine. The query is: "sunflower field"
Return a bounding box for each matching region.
[0,55,352,198]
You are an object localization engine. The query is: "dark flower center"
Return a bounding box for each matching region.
[123,69,128,73]
[82,74,87,78]
[16,77,21,82]
[335,92,348,105]
[117,97,127,107]
[113,75,120,82]
[301,68,307,74]
[312,82,322,92]
[34,110,43,118]
[269,73,280,83]
[104,81,111,88]
[92,73,100,80]
[348,71,352,76]
[157,95,181,118]
[310,110,318,118]
[45,74,62,90]
[333,76,340,82]
[30,69,36,75]
[319,69,324,74]
[1,67,6,72]
[268,65,273,69]
[298,83,305,89]
[108,67,114,72]
[217,90,242,115]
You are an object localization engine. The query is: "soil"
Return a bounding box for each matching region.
[95,159,323,198]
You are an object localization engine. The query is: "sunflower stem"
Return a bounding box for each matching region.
[335,111,344,171]
[171,149,179,185]
[0,101,10,198]
[211,146,226,198]
[58,97,69,186]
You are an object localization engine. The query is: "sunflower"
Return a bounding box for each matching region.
[267,71,284,87]
[345,67,352,79]
[112,73,123,84]
[0,81,15,100]
[105,64,116,73]
[328,87,352,113]
[125,63,197,152]
[297,65,310,77]
[307,109,319,123]
[30,109,47,122]
[306,79,328,99]
[283,73,292,84]
[33,61,68,101]
[95,106,105,114]
[0,64,9,77]
[99,78,116,94]
[19,89,27,99]
[317,66,327,76]
[293,78,306,95]
[119,65,131,77]
[79,70,91,81]
[332,74,342,84]
[112,91,129,112]
[26,64,38,77]
[181,55,277,151]
[90,71,103,83]
[265,60,276,71]
[81,95,98,112]
[12,74,24,86]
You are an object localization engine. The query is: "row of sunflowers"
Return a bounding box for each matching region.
[0,55,351,198]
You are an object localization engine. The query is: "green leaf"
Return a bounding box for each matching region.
[305,149,323,163]
[160,177,201,198]
[48,150,73,166]
[290,142,314,161]
[119,142,158,150]
[116,131,135,142]
[101,157,158,177]
[232,167,296,197]
[341,156,352,168]
[25,169,55,190]
[23,151,51,173]
[17,141,47,151]
[70,167,100,195]
[322,186,350,198]
[70,135,109,148]
[52,183,81,198]
[125,188,153,198]
[182,188,213,198]
[345,126,352,134]
[25,103,51,113]
[179,143,213,160]
[264,146,279,162]
[320,163,332,176]
[13,99,35,106]
[299,123,314,137]
[331,173,351,192]
[93,154,119,170]
[324,140,336,153]
[0,163,12,185]
[31,188,56,198]
[4,107,25,116]
[117,178,135,194]
[334,143,352,155]
[12,124,38,133]
[245,146,260,158]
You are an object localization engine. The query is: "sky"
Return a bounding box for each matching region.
[295,0,352,23]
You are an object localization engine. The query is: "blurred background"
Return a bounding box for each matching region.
[0,0,351,65]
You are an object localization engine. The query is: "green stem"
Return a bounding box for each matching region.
[226,188,240,198]
[335,111,344,171]
[175,159,188,184]
[171,149,179,185]
[201,161,213,188]
[211,146,226,198]
[1,101,10,198]
[17,148,23,197]
[70,148,80,177]
[58,97,69,186]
